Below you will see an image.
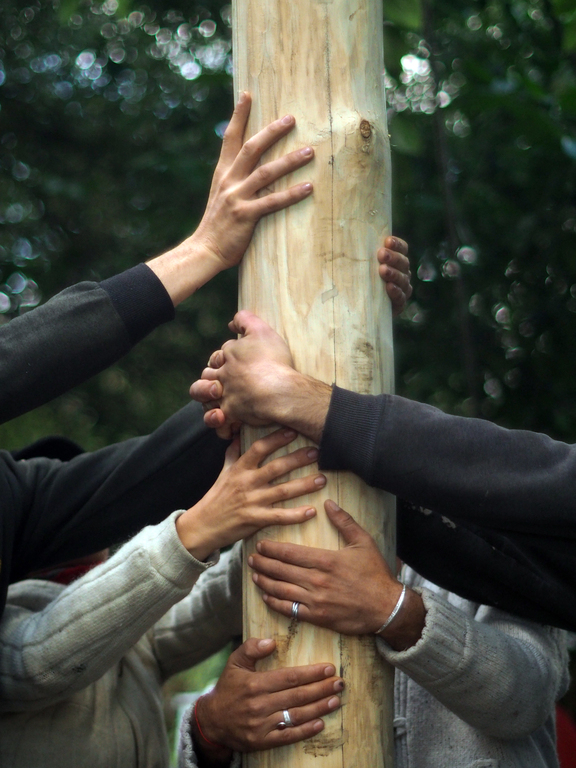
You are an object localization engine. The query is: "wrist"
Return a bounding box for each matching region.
[175,503,219,561]
[272,370,332,444]
[146,235,224,307]
[192,696,233,767]
[377,587,426,651]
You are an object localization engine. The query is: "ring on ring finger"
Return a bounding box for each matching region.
[277,709,294,730]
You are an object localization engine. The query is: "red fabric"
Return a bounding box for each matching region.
[557,705,576,768]
[38,563,99,585]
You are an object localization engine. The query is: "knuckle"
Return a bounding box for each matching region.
[258,194,277,215]
[285,669,299,687]
[250,440,268,461]
[293,688,307,707]
[246,678,259,697]
[245,732,258,749]
[240,141,255,159]
[275,483,291,501]
[246,699,261,718]
[255,165,273,186]
[230,202,245,224]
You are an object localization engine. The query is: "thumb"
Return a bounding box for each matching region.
[324,500,365,546]
[231,637,276,671]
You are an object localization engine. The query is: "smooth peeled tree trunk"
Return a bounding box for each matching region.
[233,1,395,765]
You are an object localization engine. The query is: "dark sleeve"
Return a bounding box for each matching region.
[397,500,576,632]
[3,402,228,599]
[319,386,576,537]
[319,386,576,631]
[0,264,174,425]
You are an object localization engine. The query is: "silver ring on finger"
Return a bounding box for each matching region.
[291,601,300,620]
[277,709,294,730]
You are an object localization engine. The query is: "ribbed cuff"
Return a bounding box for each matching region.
[318,385,387,483]
[179,700,241,768]
[377,587,470,685]
[142,511,220,589]
[100,263,175,345]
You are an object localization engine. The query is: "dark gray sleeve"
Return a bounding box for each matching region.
[6,402,228,586]
[0,264,174,425]
[319,386,576,536]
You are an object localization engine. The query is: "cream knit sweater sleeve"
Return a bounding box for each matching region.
[378,575,569,740]
[0,511,216,711]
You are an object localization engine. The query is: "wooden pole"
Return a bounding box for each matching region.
[233,1,395,765]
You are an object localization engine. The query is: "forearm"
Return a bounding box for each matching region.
[319,386,576,533]
[378,588,568,738]
[0,513,214,711]
[154,545,242,679]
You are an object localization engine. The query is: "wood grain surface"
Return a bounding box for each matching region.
[233,1,395,764]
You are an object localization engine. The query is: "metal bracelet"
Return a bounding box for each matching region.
[375,584,407,635]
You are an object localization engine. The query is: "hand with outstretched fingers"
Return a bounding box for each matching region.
[191,637,344,758]
[176,428,326,561]
[147,92,315,306]
[248,500,401,635]
[249,500,427,649]
[192,91,314,273]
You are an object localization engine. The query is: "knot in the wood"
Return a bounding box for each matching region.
[360,119,372,139]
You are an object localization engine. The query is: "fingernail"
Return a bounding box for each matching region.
[307,448,318,459]
[301,146,313,157]
[305,508,316,518]
[256,542,263,553]
[284,429,297,438]
[328,697,340,710]
[210,384,219,397]
[238,91,248,103]
[282,114,294,125]
[381,250,390,263]
[314,475,326,487]
[324,665,335,677]
[252,573,259,583]
[302,182,313,193]
[262,593,268,602]
[334,679,345,691]
[248,556,254,567]
[258,638,273,649]
[313,720,324,733]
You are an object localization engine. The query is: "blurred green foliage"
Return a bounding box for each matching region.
[387,0,576,438]
[0,0,237,449]
[1,0,575,451]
